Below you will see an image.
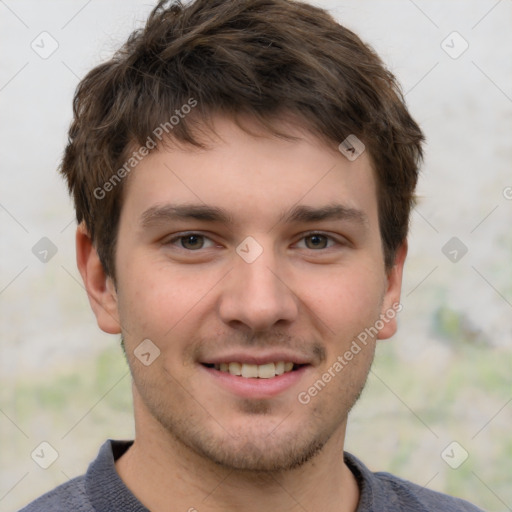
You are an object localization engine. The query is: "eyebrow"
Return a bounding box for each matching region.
[281,204,369,226]
[140,204,232,228]
[139,203,368,229]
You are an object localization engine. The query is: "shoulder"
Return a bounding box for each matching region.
[374,470,485,511]
[18,440,137,512]
[17,475,92,512]
[344,452,485,512]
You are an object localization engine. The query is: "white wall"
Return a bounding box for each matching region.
[1,1,511,510]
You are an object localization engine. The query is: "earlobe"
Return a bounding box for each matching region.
[76,223,122,334]
[377,241,408,340]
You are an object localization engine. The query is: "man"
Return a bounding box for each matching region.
[20,0,484,510]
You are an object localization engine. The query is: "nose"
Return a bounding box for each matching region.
[218,247,299,333]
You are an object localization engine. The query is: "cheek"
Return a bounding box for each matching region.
[298,262,385,335]
[116,258,221,341]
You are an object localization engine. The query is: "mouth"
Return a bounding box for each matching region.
[201,361,305,379]
[199,351,313,399]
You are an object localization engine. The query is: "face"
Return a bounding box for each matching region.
[86,116,405,472]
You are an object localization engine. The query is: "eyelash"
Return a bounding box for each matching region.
[163,231,344,251]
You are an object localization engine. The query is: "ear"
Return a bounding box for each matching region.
[76,223,121,334]
[377,241,407,340]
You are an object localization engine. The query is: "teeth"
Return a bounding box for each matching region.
[214,361,297,378]
[228,362,241,376]
[241,364,258,378]
[258,362,276,379]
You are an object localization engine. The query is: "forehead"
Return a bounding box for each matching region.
[120,116,379,229]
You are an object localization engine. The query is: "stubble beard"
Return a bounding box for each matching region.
[132,361,373,474]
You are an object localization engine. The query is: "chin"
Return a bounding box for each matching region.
[151,398,343,473]
[182,428,329,473]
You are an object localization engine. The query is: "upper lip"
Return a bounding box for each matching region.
[200,351,312,366]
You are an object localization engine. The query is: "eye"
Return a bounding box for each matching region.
[296,233,337,250]
[165,233,216,250]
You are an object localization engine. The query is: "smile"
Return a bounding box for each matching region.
[209,361,297,378]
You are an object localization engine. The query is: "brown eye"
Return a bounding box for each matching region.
[180,235,205,250]
[164,232,216,252]
[304,234,329,249]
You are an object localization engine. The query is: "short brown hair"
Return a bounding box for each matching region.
[61,0,424,278]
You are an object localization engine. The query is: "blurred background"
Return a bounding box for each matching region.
[0,1,511,510]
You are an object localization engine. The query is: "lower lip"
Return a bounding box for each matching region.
[200,364,310,399]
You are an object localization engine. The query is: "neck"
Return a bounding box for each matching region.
[116,394,360,512]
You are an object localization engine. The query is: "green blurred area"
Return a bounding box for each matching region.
[3,338,511,511]
[349,339,512,512]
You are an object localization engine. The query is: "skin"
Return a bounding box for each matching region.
[77,115,407,512]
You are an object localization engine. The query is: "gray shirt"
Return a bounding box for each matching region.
[19,439,485,511]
